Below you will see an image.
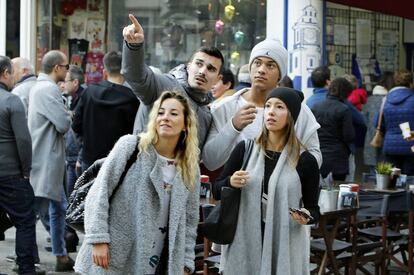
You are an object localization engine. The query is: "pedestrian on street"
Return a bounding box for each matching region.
[11,57,37,115]
[0,55,45,275]
[28,50,73,272]
[212,87,320,274]
[72,51,139,172]
[75,91,200,274]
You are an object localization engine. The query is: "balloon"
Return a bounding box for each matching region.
[231,51,240,62]
[215,20,225,34]
[234,31,245,46]
[224,4,236,21]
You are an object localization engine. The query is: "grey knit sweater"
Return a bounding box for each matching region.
[75,135,200,274]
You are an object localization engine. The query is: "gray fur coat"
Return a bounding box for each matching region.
[74,135,200,274]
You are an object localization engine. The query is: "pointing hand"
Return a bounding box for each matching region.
[122,14,145,44]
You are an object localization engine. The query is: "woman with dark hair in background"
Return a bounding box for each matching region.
[311,77,355,181]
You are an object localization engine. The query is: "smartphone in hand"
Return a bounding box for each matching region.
[289,207,313,220]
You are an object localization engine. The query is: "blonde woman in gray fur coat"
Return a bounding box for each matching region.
[74,91,200,275]
[213,87,320,274]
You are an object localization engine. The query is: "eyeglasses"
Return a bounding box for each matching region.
[57,64,70,70]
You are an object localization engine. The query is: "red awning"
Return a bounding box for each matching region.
[328,0,414,20]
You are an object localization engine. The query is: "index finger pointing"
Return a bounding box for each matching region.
[129,14,143,33]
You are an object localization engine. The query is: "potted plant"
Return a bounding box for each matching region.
[375,161,393,189]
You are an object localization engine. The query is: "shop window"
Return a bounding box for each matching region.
[35,0,266,82]
[109,0,267,74]
[36,0,109,84]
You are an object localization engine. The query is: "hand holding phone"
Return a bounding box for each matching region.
[289,207,313,224]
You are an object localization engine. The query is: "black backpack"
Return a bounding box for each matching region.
[65,140,139,233]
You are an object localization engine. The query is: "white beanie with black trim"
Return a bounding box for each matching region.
[249,38,288,81]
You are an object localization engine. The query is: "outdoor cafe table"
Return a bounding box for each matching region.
[359,183,414,273]
[312,207,358,275]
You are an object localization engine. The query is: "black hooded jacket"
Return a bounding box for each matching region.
[72,80,140,164]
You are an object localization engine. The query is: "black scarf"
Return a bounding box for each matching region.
[168,64,211,106]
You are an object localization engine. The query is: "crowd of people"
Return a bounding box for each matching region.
[1,13,414,275]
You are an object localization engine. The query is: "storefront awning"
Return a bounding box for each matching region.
[328,0,414,20]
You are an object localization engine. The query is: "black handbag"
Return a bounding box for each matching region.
[65,141,139,233]
[200,139,254,244]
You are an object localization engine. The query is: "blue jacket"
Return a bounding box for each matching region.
[375,87,414,155]
[306,88,327,109]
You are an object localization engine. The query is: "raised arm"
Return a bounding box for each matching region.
[122,14,175,105]
[202,99,256,170]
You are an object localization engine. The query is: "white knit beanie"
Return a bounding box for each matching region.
[249,38,288,80]
[237,64,251,84]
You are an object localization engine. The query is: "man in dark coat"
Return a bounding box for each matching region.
[72,51,140,171]
[0,55,45,274]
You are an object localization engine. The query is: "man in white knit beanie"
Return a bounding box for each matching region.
[202,38,322,171]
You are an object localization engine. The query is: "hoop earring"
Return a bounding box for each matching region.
[181,131,187,145]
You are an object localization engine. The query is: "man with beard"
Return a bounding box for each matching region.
[28,50,73,272]
[122,14,223,150]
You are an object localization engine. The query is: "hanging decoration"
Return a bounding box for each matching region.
[215,20,225,34]
[224,3,236,21]
[231,51,240,62]
[234,31,245,46]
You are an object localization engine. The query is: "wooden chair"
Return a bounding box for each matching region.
[350,193,391,275]
[386,191,414,274]
[310,208,356,275]
[199,204,220,275]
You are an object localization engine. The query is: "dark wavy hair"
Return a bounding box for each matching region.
[328,77,353,101]
[189,46,224,72]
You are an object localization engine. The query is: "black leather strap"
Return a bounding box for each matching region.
[109,137,140,203]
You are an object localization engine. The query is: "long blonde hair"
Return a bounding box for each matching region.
[138,91,199,189]
[256,111,302,167]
